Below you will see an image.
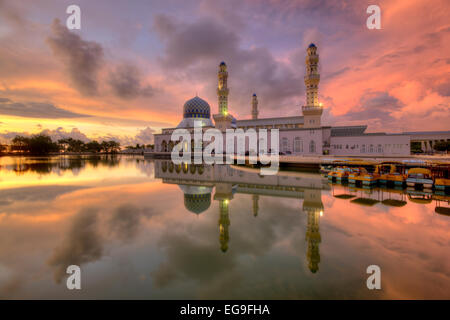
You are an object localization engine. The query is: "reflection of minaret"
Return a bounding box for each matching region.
[251,94,258,120]
[218,199,230,253]
[214,183,233,252]
[252,194,259,217]
[302,189,323,273]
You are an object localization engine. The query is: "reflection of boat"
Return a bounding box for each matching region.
[380,188,407,207]
[407,190,433,204]
[350,197,379,206]
[433,194,450,216]
[406,168,433,190]
[378,162,406,187]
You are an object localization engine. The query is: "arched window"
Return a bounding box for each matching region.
[309,140,316,153]
[361,144,366,153]
[294,137,303,153]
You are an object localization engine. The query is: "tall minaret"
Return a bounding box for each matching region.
[302,43,323,128]
[251,94,258,120]
[213,61,233,131]
[217,61,229,115]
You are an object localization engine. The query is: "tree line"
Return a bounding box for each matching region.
[7,134,121,155]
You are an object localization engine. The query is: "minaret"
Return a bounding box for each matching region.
[217,62,229,115]
[213,61,233,131]
[251,94,258,120]
[302,43,323,128]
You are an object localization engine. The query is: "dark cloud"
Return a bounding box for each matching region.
[47,19,104,96]
[343,91,404,124]
[48,207,103,283]
[436,80,450,97]
[153,14,304,112]
[108,64,155,99]
[0,97,89,119]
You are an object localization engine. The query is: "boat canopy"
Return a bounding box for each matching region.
[408,168,431,175]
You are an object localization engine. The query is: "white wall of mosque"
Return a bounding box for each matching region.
[329,135,410,156]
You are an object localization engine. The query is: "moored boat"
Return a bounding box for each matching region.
[406,168,433,190]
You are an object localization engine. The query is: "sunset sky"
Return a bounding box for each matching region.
[0,0,449,145]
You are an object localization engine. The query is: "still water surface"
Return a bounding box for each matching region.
[0,155,449,299]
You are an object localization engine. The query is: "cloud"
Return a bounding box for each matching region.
[342,91,404,126]
[47,19,104,96]
[0,97,89,119]
[153,14,304,113]
[108,64,155,99]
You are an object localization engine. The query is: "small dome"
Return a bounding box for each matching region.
[308,43,316,48]
[220,61,226,66]
[183,96,211,119]
[253,93,256,97]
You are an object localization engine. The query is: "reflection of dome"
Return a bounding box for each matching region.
[177,97,214,128]
[179,185,212,214]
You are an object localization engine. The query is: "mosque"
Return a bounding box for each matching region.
[154,43,450,157]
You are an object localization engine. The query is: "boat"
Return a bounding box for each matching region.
[328,166,352,183]
[347,160,380,186]
[378,162,406,187]
[431,163,450,192]
[406,168,433,190]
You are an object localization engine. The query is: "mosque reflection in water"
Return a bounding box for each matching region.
[155,160,329,273]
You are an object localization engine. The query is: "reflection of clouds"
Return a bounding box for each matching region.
[0,185,87,208]
[48,208,103,283]
[151,196,305,297]
[48,202,156,283]
[108,204,153,242]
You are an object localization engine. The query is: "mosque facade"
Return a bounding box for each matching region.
[154,44,450,157]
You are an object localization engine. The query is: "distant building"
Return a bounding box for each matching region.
[154,44,450,156]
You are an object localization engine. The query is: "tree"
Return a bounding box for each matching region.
[12,135,30,153]
[27,135,59,154]
[85,140,102,153]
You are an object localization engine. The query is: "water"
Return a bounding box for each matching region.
[0,155,448,299]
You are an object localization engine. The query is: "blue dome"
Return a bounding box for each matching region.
[183,96,211,119]
[220,61,226,66]
[308,43,316,48]
[253,93,256,96]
